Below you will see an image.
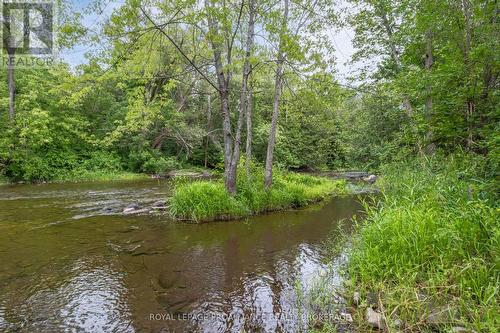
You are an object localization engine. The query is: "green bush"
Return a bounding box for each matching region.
[79,151,122,172]
[6,149,79,181]
[128,149,179,174]
[142,156,179,174]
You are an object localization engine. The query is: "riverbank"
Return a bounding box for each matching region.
[0,167,216,185]
[56,171,151,183]
[0,171,150,185]
[169,168,347,222]
[324,154,498,332]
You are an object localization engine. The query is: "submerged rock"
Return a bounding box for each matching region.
[151,200,167,210]
[152,200,166,207]
[123,208,149,215]
[102,206,118,213]
[123,203,140,213]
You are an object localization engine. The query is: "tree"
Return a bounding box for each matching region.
[348,0,414,116]
[243,0,256,179]
[264,0,289,188]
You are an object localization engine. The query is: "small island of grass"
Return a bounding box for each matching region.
[169,168,347,222]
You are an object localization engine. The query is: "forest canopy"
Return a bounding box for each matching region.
[0,0,498,187]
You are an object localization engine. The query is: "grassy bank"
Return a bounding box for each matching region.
[3,171,149,184]
[335,154,499,332]
[169,166,347,222]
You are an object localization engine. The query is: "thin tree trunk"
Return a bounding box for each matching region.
[264,0,289,189]
[205,95,212,168]
[424,29,436,154]
[245,86,254,179]
[220,89,236,193]
[7,51,15,121]
[238,0,255,180]
[461,0,475,148]
[204,0,236,193]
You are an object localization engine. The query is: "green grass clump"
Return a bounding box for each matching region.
[169,164,347,222]
[345,153,499,332]
[168,181,249,221]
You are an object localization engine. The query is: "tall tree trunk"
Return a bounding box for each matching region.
[204,95,212,168]
[239,0,255,180]
[264,0,289,189]
[424,29,436,154]
[205,0,236,193]
[7,51,15,121]
[220,88,236,193]
[229,0,255,187]
[461,0,475,148]
[245,85,254,179]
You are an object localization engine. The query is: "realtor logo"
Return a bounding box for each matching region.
[1,1,56,67]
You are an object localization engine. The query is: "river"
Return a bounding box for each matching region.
[0,179,365,332]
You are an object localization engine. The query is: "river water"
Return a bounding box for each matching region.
[0,179,365,332]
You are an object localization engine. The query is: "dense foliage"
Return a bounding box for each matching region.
[1,0,497,184]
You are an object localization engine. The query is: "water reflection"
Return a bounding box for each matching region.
[0,180,364,332]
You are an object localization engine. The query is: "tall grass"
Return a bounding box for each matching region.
[345,153,499,332]
[169,164,347,222]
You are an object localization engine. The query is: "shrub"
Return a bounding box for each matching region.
[128,149,179,174]
[6,149,79,181]
[79,151,122,172]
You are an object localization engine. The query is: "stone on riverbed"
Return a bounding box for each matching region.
[123,203,140,213]
[123,203,150,215]
[123,208,149,215]
[151,200,167,210]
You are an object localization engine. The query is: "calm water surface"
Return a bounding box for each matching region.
[0,180,365,332]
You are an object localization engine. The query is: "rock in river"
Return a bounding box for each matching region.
[123,203,140,213]
[151,200,167,210]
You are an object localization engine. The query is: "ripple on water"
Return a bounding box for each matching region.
[3,258,134,332]
[0,180,364,332]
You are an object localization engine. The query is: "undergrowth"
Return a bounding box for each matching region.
[340,153,499,332]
